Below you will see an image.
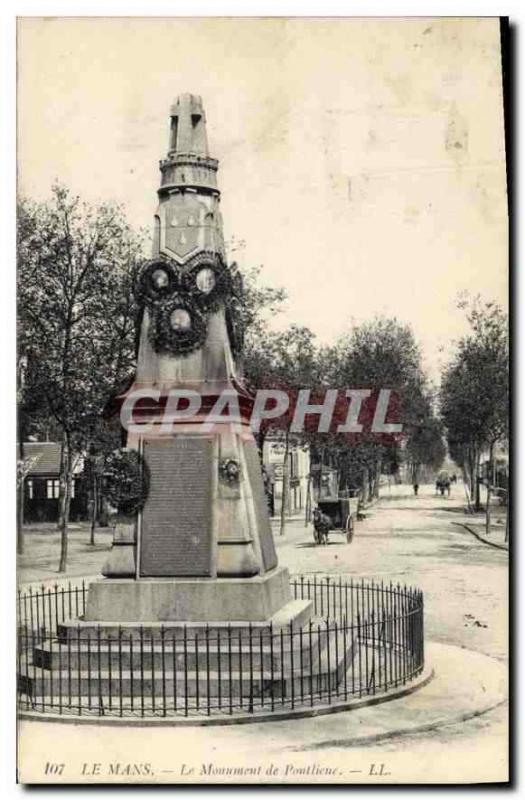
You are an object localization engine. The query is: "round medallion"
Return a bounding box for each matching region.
[170,308,192,331]
[151,268,170,290]
[195,267,216,294]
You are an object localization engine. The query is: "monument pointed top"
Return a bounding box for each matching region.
[168,93,209,156]
[159,93,218,196]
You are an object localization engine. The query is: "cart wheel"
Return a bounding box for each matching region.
[345,515,354,543]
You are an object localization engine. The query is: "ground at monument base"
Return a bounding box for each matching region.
[18,643,508,784]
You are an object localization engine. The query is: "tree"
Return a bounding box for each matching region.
[321,317,428,500]
[238,265,288,350]
[404,405,447,483]
[244,324,320,535]
[18,186,146,571]
[440,298,508,516]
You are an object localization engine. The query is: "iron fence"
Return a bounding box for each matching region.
[17,577,424,719]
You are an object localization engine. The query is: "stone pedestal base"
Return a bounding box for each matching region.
[84,566,293,623]
[21,568,369,713]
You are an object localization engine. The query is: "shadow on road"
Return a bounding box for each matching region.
[387,505,468,513]
[295,541,349,549]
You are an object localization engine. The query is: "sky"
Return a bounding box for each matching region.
[17,17,508,381]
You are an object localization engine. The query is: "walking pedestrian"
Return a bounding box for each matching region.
[413,482,419,497]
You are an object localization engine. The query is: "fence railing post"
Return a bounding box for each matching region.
[16,578,425,719]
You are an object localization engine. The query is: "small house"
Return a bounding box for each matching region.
[21,442,88,523]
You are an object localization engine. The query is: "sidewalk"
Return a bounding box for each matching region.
[456,521,509,551]
[17,523,114,585]
[18,642,508,783]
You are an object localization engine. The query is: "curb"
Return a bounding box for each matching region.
[288,641,507,750]
[454,522,509,552]
[291,696,505,751]
[18,665,434,728]
[18,643,508,751]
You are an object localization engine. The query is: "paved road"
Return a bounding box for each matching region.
[275,483,508,664]
[268,482,509,772]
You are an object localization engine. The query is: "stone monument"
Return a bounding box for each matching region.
[20,97,372,714]
[84,94,309,629]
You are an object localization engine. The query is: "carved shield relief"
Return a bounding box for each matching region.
[159,195,206,261]
[159,195,225,262]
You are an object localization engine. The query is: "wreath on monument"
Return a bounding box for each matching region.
[102,449,150,516]
[182,252,233,314]
[148,294,208,356]
[219,458,242,485]
[134,252,245,358]
[135,257,181,306]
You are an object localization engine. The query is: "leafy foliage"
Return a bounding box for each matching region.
[440,297,508,491]
[102,449,150,516]
[18,186,145,445]
[18,185,147,569]
[404,404,447,482]
[319,318,440,494]
[243,312,444,500]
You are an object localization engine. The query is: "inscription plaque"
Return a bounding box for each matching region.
[243,438,278,571]
[140,437,214,576]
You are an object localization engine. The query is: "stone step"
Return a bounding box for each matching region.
[57,599,314,642]
[20,635,356,700]
[33,625,352,672]
[19,664,345,701]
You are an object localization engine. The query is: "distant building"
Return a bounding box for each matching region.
[263,439,310,517]
[480,443,508,493]
[21,442,88,522]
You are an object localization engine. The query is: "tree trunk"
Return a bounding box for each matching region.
[90,473,97,546]
[474,447,482,511]
[58,431,73,573]
[505,485,509,543]
[304,470,312,527]
[373,458,382,498]
[256,429,267,465]
[361,468,368,505]
[279,429,291,537]
[467,446,476,498]
[17,415,26,555]
[462,465,473,513]
[17,483,25,554]
[485,443,495,537]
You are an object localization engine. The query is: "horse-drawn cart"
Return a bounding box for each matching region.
[312,495,360,545]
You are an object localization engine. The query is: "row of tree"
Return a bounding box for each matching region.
[439,298,509,531]
[241,301,448,535]
[18,185,465,569]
